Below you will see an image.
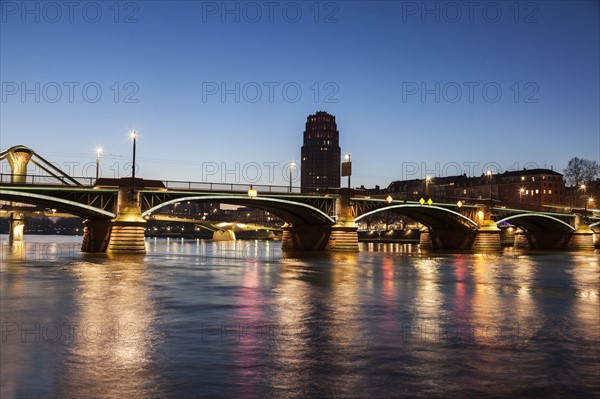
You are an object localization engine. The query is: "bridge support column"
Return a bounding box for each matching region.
[500,227,515,247]
[213,230,236,241]
[8,212,25,243]
[327,216,359,252]
[513,228,529,249]
[567,217,594,250]
[473,220,501,250]
[419,227,433,249]
[281,224,332,251]
[430,229,477,249]
[107,190,146,254]
[6,146,32,244]
[81,219,111,253]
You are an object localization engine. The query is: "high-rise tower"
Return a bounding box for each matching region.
[300,111,341,193]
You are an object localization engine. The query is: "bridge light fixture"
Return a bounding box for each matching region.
[477,210,484,222]
[386,195,393,203]
[248,188,257,198]
[457,200,463,208]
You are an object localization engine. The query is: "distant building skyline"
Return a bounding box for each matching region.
[301,111,341,193]
[376,168,569,211]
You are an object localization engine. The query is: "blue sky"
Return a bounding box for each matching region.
[1,0,599,188]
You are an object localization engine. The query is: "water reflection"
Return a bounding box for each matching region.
[54,257,163,399]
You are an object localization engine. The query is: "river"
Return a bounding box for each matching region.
[1,235,599,398]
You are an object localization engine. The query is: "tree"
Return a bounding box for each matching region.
[563,157,600,186]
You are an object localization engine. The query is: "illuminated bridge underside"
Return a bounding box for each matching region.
[0,189,116,219]
[355,204,479,249]
[140,193,336,226]
[355,204,478,230]
[496,214,576,249]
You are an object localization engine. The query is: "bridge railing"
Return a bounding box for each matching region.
[0,173,96,186]
[0,173,320,195]
[161,179,302,194]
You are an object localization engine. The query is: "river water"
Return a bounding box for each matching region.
[1,235,599,398]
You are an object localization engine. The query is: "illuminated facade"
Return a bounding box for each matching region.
[300,111,341,193]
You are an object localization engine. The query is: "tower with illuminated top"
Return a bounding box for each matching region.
[300,111,341,193]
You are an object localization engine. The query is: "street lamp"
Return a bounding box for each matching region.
[581,184,587,211]
[486,170,492,200]
[289,161,296,193]
[130,131,137,202]
[95,146,103,181]
[425,175,432,196]
[519,187,525,204]
[344,153,351,189]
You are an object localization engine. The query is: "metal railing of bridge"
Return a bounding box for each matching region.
[159,179,304,194]
[0,173,317,195]
[0,173,96,186]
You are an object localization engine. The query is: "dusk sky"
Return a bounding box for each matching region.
[1,0,599,188]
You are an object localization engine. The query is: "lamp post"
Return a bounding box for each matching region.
[425,175,431,196]
[486,170,492,200]
[289,161,296,193]
[581,183,587,211]
[130,131,137,202]
[95,146,103,181]
[519,187,524,204]
[345,153,351,189]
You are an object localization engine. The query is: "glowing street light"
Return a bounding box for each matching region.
[580,183,588,211]
[343,153,352,189]
[486,170,493,200]
[425,175,432,196]
[519,187,525,204]
[289,161,296,193]
[386,195,393,204]
[95,146,103,181]
[130,131,137,202]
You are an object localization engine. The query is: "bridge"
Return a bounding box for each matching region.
[1,145,596,253]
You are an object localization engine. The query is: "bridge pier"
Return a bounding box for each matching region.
[5,146,32,245]
[513,228,529,249]
[472,220,501,250]
[8,212,25,243]
[430,229,477,250]
[281,224,359,252]
[81,219,112,253]
[419,227,432,249]
[213,230,236,241]
[106,190,146,254]
[567,217,595,250]
[281,224,332,251]
[328,216,359,252]
[500,226,515,247]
